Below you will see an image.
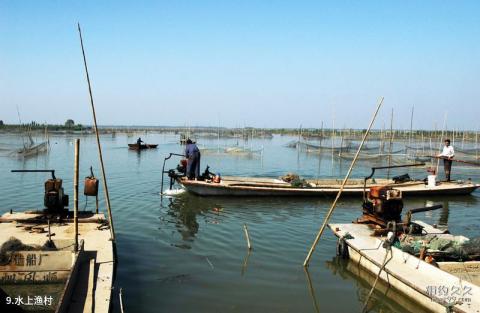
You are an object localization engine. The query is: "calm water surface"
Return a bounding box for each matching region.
[1,133,479,313]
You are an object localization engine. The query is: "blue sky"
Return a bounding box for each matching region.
[1,1,479,129]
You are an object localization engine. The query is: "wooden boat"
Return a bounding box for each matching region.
[322,183,480,312]
[0,211,114,313]
[16,141,49,157]
[128,143,158,150]
[176,176,479,197]
[0,169,114,313]
[329,221,480,312]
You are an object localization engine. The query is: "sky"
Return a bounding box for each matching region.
[1,1,479,129]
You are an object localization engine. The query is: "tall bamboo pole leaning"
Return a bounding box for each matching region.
[78,24,116,241]
[303,97,384,267]
[74,139,80,252]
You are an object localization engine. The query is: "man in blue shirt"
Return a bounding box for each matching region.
[185,139,201,180]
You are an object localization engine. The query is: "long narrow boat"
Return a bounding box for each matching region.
[128,143,158,150]
[176,176,479,197]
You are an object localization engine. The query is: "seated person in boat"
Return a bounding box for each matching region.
[437,139,454,181]
[185,139,201,180]
[137,137,144,146]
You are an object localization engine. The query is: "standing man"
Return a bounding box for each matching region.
[137,137,144,146]
[437,139,454,181]
[185,139,201,180]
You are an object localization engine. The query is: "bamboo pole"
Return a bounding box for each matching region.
[119,288,125,313]
[387,108,394,179]
[303,97,384,267]
[78,24,116,241]
[435,112,448,176]
[243,224,252,250]
[431,156,480,167]
[74,139,79,252]
[409,105,414,146]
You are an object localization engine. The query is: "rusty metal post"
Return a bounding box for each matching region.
[74,139,80,252]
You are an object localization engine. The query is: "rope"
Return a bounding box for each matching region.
[362,245,393,312]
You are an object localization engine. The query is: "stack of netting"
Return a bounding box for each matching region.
[395,233,480,261]
[0,237,55,265]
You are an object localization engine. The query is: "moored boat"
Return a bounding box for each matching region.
[328,187,480,312]
[177,176,479,197]
[0,169,115,313]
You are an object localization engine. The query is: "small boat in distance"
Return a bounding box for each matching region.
[128,143,158,150]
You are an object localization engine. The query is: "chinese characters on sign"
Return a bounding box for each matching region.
[0,271,59,283]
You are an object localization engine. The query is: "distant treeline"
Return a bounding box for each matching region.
[0,122,478,142]
[0,122,89,132]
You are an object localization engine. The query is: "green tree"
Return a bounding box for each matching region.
[65,119,75,128]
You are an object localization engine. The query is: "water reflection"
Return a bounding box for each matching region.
[303,268,320,313]
[241,249,251,276]
[162,196,225,241]
[438,200,450,228]
[325,257,430,313]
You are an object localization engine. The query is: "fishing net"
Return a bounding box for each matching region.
[0,237,56,266]
[280,173,300,183]
[280,173,310,188]
[396,234,480,261]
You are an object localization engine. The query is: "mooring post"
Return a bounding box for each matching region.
[74,139,80,252]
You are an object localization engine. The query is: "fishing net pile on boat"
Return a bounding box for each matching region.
[280,173,310,188]
[396,234,480,261]
[0,237,57,265]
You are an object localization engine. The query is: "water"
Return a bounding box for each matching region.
[1,133,479,313]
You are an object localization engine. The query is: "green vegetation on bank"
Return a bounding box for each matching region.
[0,120,478,142]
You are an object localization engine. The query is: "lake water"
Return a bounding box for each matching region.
[1,132,479,313]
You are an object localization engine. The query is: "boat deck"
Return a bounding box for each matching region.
[329,222,480,312]
[0,211,114,313]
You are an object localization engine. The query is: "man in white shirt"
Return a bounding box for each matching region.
[437,139,454,181]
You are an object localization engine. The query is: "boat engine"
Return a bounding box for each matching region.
[11,169,69,212]
[44,178,69,211]
[358,186,403,227]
